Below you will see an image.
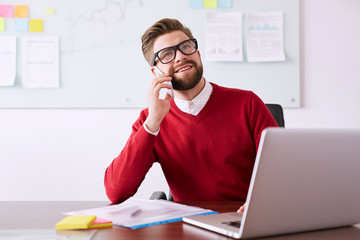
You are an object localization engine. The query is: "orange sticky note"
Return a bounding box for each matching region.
[29,19,43,32]
[204,0,217,8]
[15,5,28,18]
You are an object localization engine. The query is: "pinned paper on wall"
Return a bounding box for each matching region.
[0,18,5,32]
[14,19,28,32]
[0,5,13,18]
[14,5,29,18]
[21,36,60,88]
[206,12,243,62]
[29,19,43,32]
[246,12,285,62]
[204,0,217,8]
[0,36,17,86]
[46,8,55,15]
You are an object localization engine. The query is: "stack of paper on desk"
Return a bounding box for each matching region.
[65,198,216,229]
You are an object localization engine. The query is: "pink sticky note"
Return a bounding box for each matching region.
[0,5,13,18]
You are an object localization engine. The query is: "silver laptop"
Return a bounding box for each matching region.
[183,128,360,239]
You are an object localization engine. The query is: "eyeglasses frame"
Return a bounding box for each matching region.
[151,38,198,67]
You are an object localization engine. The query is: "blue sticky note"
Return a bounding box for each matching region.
[14,18,28,32]
[218,0,232,8]
[190,0,203,8]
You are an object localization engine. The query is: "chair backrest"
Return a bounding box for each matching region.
[266,104,285,127]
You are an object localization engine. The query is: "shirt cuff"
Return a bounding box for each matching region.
[143,123,160,136]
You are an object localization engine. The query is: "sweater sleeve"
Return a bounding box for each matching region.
[249,92,279,150]
[104,110,158,203]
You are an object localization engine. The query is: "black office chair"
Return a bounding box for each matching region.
[265,103,285,127]
[150,104,285,200]
[150,191,169,200]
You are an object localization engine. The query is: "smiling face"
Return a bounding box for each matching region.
[152,31,204,91]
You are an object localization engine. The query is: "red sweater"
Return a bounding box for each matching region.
[104,83,278,203]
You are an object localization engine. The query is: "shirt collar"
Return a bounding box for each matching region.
[174,80,213,116]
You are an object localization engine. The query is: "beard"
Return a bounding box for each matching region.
[169,60,203,91]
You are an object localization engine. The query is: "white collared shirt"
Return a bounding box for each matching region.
[174,80,213,116]
[144,80,213,135]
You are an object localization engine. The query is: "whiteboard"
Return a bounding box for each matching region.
[0,0,299,108]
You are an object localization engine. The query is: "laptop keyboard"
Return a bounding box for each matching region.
[222,220,241,229]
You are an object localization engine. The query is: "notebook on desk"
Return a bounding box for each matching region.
[183,128,360,239]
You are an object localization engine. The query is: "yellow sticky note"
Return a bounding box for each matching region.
[29,19,43,32]
[14,5,29,18]
[204,0,217,8]
[55,215,96,230]
[0,18,5,32]
[46,8,55,15]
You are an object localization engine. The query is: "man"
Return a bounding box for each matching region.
[104,18,278,204]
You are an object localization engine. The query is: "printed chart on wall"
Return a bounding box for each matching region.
[0,0,299,108]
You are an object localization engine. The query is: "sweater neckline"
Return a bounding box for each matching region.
[170,83,218,121]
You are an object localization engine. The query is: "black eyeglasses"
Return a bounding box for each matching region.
[151,39,198,66]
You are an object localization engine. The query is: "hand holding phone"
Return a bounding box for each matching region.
[145,66,172,133]
[154,66,174,100]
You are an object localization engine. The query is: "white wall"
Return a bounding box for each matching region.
[0,109,170,201]
[1,0,359,201]
[286,0,360,128]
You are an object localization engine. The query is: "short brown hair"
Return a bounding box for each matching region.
[141,18,194,66]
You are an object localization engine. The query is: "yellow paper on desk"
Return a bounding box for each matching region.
[55,215,96,230]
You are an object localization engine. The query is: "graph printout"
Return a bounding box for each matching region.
[21,36,60,88]
[206,12,243,62]
[246,12,285,62]
[0,36,16,86]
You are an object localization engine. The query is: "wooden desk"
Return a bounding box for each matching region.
[1,201,360,239]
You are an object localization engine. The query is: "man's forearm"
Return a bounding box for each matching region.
[104,126,157,203]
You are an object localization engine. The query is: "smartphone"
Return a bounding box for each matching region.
[154,66,174,99]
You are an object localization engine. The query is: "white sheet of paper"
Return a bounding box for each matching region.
[65,197,215,229]
[0,36,16,86]
[21,36,60,88]
[205,12,243,62]
[246,12,285,62]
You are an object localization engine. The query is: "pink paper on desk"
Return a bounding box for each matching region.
[88,217,113,229]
